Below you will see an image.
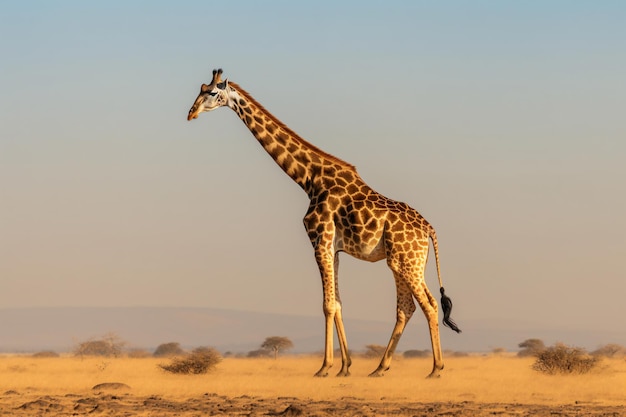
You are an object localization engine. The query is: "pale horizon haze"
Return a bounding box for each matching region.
[1,2,625,352]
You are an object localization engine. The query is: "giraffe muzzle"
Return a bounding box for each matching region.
[187,110,199,121]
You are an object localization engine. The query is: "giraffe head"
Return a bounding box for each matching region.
[187,68,229,121]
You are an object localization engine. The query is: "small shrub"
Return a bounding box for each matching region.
[333,347,353,357]
[532,343,599,375]
[160,347,222,374]
[403,349,431,358]
[127,348,151,358]
[247,349,272,358]
[591,343,626,358]
[491,347,507,355]
[32,351,60,358]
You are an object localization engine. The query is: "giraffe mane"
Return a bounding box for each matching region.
[228,81,356,171]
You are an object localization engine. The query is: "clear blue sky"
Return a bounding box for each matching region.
[1,2,625,349]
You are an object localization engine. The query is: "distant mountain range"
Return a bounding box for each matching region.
[1,307,622,354]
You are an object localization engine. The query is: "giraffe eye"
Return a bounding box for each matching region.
[208,91,217,97]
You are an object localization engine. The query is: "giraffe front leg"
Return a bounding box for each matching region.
[314,308,335,377]
[334,305,351,376]
[313,246,337,378]
[332,253,351,377]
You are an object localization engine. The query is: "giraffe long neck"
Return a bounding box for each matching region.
[226,82,354,191]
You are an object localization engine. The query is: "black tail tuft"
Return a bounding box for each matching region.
[440,287,461,333]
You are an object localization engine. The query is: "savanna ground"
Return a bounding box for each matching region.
[1,355,624,416]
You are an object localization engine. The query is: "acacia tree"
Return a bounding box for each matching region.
[74,332,126,358]
[363,344,386,358]
[518,338,546,357]
[261,336,293,359]
[154,342,185,357]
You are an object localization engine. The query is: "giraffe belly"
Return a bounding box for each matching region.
[338,234,386,262]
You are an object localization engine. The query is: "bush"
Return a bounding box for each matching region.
[532,343,599,375]
[154,342,185,357]
[591,343,626,358]
[403,349,431,358]
[160,347,222,374]
[333,347,353,357]
[127,348,151,358]
[32,351,60,358]
[446,350,469,357]
[491,347,507,355]
[247,349,272,358]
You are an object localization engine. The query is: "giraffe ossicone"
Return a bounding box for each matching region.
[187,69,461,378]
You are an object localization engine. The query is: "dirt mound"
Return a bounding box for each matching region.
[92,382,131,391]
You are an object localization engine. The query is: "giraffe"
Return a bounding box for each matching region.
[187,69,461,378]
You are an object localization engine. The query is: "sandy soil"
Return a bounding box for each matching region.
[2,356,624,416]
[2,389,624,417]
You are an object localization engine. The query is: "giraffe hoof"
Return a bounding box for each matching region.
[368,370,385,377]
[314,370,329,377]
[335,370,351,377]
[427,364,444,379]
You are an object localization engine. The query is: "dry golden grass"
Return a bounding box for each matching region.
[1,354,624,407]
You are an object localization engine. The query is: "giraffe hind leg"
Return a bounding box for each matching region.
[414,281,445,378]
[334,304,352,376]
[369,277,415,377]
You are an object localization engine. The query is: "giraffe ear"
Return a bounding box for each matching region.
[217,79,228,90]
[201,83,210,92]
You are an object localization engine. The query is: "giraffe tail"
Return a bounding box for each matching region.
[440,287,461,333]
[429,226,462,334]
